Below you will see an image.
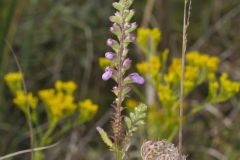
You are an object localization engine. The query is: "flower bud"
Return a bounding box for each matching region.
[106,38,119,52]
[102,67,114,81]
[110,23,119,32]
[110,23,121,38]
[105,52,115,60]
[123,58,132,69]
[130,73,144,84]
[107,39,114,46]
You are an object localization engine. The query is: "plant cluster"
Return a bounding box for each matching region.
[4,72,98,160]
[133,27,240,140]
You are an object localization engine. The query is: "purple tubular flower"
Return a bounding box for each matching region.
[102,67,113,81]
[130,73,145,84]
[123,58,132,68]
[105,52,115,60]
[107,39,114,46]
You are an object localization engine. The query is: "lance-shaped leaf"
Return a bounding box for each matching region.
[97,127,113,149]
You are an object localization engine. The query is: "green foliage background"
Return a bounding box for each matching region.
[0,0,239,159]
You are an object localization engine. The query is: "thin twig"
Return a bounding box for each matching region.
[0,142,60,160]
[179,0,191,158]
[5,39,34,160]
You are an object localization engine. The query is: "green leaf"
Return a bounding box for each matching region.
[109,12,123,25]
[124,117,132,129]
[125,9,135,22]
[97,127,113,148]
[120,0,134,9]
[125,22,137,33]
[113,2,124,11]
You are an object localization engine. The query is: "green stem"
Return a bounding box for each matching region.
[116,149,123,160]
[40,120,57,146]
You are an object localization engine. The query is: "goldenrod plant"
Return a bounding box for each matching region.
[4,72,98,160]
[134,28,240,140]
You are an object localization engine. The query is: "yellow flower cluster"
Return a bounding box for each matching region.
[158,85,177,108]
[220,73,240,93]
[163,51,220,94]
[165,58,181,83]
[13,91,38,110]
[4,72,23,93]
[165,58,199,87]
[55,80,77,94]
[186,51,220,72]
[79,99,98,122]
[4,72,22,83]
[137,28,161,54]
[209,73,240,103]
[39,80,77,120]
[136,62,148,75]
[136,56,161,77]
[4,72,38,111]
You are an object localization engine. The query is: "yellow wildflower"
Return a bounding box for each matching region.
[137,28,161,53]
[136,62,148,75]
[208,73,240,103]
[136,56,161,77]
[208,73,216,81]
[220,73,240,94]
[55,80,77,94]
[39,87,77,120]
[169,58,181,75]
[38,89,55,102]
[63,81,77,94]
[125,99,139,110]
[209,81,219,98]
[79,99,98,113]
[184,81,195,95]
[13,91,38,109]
[165,58,181,84]
[185,66,199,81]
[206,57,220,72]
[55,80,63,91]
[149,56,161,76]
[164,72,176,84]
[4,72,22,82]
[46,93,64,119]
[79,99,98,122]
[186,51,220,72]
[63,95,77,112]
[158,85,177,108]
[4,72,23,93]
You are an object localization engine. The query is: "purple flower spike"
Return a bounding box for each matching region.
[102,67,113,81]
[123,58,132,68]
[105,52,115,60]
[130,73,145,84]
[107,39,114,46]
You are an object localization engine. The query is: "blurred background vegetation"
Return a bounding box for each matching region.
[0,0,240,159]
